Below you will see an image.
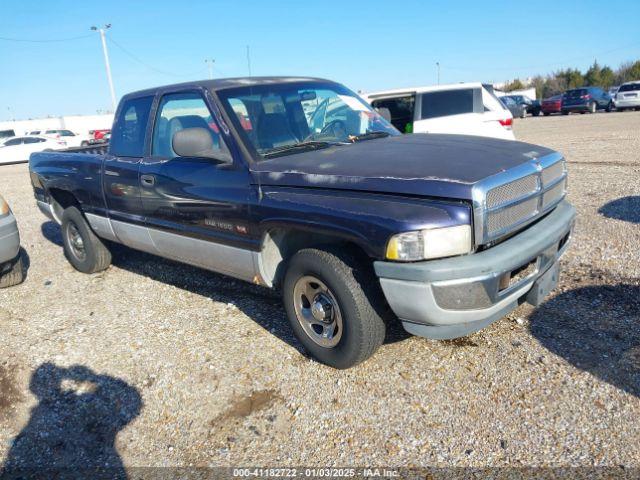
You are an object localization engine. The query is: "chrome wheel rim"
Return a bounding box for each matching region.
[67,222,86,261]
[292,275,343,348]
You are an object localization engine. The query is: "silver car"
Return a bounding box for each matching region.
[0,194,23,288]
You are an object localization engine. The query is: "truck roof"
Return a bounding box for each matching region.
[123,76,334,100]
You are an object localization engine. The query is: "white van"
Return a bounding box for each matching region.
[361,82,515,140]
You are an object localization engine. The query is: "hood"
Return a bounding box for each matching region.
[251,134,556,200]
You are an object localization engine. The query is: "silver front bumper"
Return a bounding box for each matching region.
[374,200,576,339]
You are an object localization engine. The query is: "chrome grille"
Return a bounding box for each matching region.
[541,161,565,186]
[486,174,538,208]
[472,153,567,245]
[487,197,539,234]
[542,178,566,208]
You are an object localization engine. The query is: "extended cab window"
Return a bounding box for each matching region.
[110,96,154,157]
[421,88,481,119]
[151,92,230,160]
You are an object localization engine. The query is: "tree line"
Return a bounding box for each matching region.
[503,60,640,99]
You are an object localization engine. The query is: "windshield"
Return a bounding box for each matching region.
[218,82,400,158]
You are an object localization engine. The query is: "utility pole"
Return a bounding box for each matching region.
[246,45,252,76]
[91,24,116,112]
[436,62,440,85]
[205,59,215,79]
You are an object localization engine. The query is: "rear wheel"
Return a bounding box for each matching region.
[0,253,24,288]
[543,112,550,116]
[562,110,569,115]
[533,108,541,116]
[283,247,386,369]
[589,101,596,113]
[61,207,111,274]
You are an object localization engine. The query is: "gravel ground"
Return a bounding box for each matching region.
[0,111,639,472]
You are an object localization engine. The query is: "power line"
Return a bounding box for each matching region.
[106,34,207,78]
[0,34,93,43]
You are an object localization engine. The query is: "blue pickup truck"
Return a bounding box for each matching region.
[29,77,575,368]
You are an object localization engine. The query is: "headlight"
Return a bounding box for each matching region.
[0,195,10,218]
[386,225,472,261]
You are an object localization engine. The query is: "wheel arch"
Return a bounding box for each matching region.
[257,226,374,289]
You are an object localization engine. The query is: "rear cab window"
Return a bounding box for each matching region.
[110,96,154,157]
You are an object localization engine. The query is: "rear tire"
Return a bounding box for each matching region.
[61,207,111,274]
[589,101,596,113]
[283,247,386,369]
[0,253,24,288]
[562,110,569,115]
[543,112,550,116]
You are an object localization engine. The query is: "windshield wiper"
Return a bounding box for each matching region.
[350,131,391,142]
[263,141,334,158]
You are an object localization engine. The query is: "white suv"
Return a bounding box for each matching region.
[615,81,640,111]
[361,82,515,140]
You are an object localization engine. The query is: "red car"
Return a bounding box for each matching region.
[90,129,111,140]
[541,94,562,116]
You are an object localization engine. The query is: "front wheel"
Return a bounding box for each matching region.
[61,207,112,274]
[606,101,614,112]
[283,247,386,369]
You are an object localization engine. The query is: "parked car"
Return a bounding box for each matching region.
[614,81,640,111]
[0,136,67,165]
[37,129,92,147]
[0,130,16,140]
[30,77,575,368]
[562,87,613,114]
[362,82,515,140]
[503,95,541,116]
[541,94,563,115]
[0,194,24,288]
[500,96,527,118]
[608,86,619,103]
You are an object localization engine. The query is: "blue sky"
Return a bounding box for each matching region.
[1,0,639,119]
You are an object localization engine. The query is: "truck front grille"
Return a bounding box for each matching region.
[473,153,567,245]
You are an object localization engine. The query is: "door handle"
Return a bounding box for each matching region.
[140,174,155,187]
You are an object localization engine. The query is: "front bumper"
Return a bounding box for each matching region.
[0,212,21,266]
[374,200,576,339]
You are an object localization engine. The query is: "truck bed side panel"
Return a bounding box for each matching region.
[29,151,106,215]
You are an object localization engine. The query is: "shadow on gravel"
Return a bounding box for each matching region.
[598,196,640,224]
[529,284,640,398]
[1,363,141,480]
[40,221,410,357]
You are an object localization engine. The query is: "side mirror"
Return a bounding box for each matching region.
[172,128,230,163]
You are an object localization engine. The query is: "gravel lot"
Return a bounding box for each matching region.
[0,111,639,472]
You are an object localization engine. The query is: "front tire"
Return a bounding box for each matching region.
[283,247,386,369]
[606,101,613,112]
[0,253,24,288]
[61,207,112,274]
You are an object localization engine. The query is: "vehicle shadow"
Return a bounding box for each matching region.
[529,283,640,398]
[0,362,141,480]
[40,221,409,357]
[598,196,640,224]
